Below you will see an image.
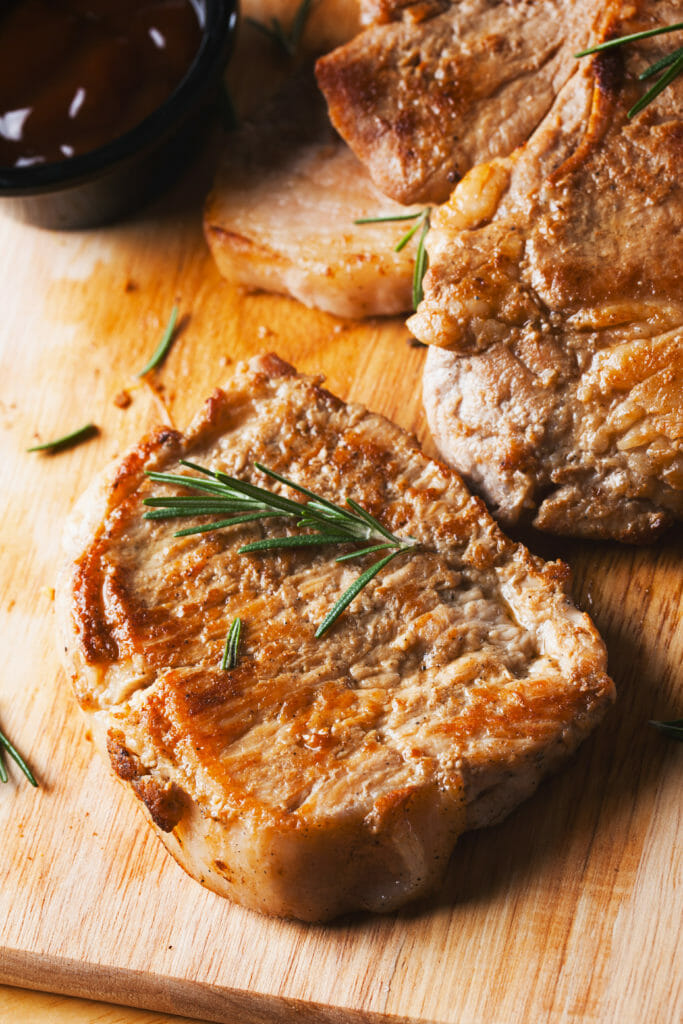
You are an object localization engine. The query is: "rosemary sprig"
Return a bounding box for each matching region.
[0,726,38,786]
[138,305,179,376]
[27,422,98,454]
[649,719,683,742]
[144,460,417,636]
[354,208,431,309]
[221,617,242,670]
[246,0,314,58]
[575,22,683,117]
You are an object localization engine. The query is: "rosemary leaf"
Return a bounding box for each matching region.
[315,547,410,638]
[0,728,38,786]
[574,22,683,58]
[394,218,424,252]
[145,505,266,521]
[353,211,424,225]
[638,45,683,79]
[144,496,259,510]
[412,210,431,309]
[255,462,348,517]
[345,497,404,545]
[138,305,179,376]
[246,15,287,49]
[174,512,275,536]
[240,533,352,553]
[336,543,392,562]
[27,422,98,454]
[629,50,683,116]
[221,617,242,670]
[0,752,7,784]
[290,0,314,53]
[649,718,683,741]
[146,470,237,495]
[181,460,305,517]
[246,0,314,58]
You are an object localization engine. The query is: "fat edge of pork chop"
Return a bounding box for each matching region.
[415,2,683,541]
[316,0,606,205]
[58,353,614,921]
[204,73,420,318]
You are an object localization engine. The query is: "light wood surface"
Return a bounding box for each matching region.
[0,31,681,1024]
[0,985,213,1024]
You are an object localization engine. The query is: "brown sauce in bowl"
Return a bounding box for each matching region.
[0,0,203,167]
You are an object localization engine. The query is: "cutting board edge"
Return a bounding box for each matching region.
[0,947,428,1024]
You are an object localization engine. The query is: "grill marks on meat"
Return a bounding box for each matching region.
[417,2,683,540]
[59,355,614,920]
[316,0,603,205]
[204,73,421,318]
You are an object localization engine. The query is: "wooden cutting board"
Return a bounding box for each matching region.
[0,47,681,1024]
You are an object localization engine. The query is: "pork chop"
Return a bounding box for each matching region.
[417,0,683,540]
[58,354,614,921]
[204,74,420,317]
[316,0,602,205]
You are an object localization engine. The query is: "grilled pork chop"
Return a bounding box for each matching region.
[316,0,601,205]
[58,354,614,921]
[205,75,419,317]
[417,1,683,540]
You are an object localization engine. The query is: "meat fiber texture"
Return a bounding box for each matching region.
[204,73,422,318]
[58,354,614,921]
[417,0,683,541]
[316,0,603,205]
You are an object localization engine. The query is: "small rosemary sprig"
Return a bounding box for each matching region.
[27,422,98,454]
[144,460,417,637]
[354,208,431,309]
[575,22,683,117]
[649,718,683,742]
[246,0,314,58]
[221,617,242,670]
[0,725,38,787]
[138,305,179,377]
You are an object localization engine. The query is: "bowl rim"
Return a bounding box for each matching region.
[0,0,238,194]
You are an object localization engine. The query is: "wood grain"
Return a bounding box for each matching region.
[0,23,681,1024]
[0,985,212,1024]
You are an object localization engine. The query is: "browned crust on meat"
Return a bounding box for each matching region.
[107,730,187,833]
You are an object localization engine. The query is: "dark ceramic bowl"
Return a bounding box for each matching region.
[0,0,238,230]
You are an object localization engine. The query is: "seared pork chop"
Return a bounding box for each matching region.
[417,1,683,540]
[58,354,614,921]
[316,0,602,205]
[205,75,419,317]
